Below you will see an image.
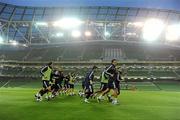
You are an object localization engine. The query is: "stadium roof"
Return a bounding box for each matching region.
[0,0,180,11]
[0,0,180,47]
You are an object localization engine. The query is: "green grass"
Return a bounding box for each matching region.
[0,88,180,120]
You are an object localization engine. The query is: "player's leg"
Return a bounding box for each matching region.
[111,82,118,104]
[93,83,104,98]
[35,80,49,101]
[51,84,56,96]
[79,81,85,97]
[72,84,75,95]
[69,84,72,96]
[45,83,52,100]
[56,83,61,95]
[62,83,66,95]
[66,83,70,95]
[115,82,121,103]
[84,84,92,103]
[97,81,113,102]
[97,88,110,102]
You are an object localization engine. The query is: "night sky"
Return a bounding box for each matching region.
[0,0,180,11]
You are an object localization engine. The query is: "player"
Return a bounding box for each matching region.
[97,59,118,104]
[84,65,98,103]
[78,78,85,97]
[62,74,70,95]
[107,68,122,103]
[115,68,122,96]
[51,68,64,98]
[35,62,53,101]
[92,71,108,98]
[68,73,76,96]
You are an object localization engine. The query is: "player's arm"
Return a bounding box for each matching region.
[88,71,94,84]
[40,66,48,76]
[88,71,94,80]
[50,72,54,83]
[104,65,113,77]
[116,72,121,82]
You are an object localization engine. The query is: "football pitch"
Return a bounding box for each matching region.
[0,88,180,120]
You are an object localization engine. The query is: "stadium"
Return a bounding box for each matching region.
[0,0,180,120]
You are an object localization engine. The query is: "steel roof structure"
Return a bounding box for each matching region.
[0,1,180,46]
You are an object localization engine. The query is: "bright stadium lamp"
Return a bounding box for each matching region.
[12,42,18,46]
[104,31,110,37]
[128,22,143,27]
[133,22,143,27]
[9,40,18,46]
[56,32,64,37]
[35,22,48,26]
[166,24,180,41]
[0,36,4,44]
[22,44,28,47]
[72,30,81,38]
[84,31,92,37]
[143,18,165,41]
[53,18,83,29]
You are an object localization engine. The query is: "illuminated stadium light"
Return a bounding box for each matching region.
[84,31,92,37]
[56,32,64,37]
[143,19,165,41]
[35,22,48,26]
[9,40,18,46]
[166,24,180,41]
[22,44,27,47]
[128,22,143,27]
[11,42,18,46]
[0,36,4,44]
[133,22,143,27]
[71,30,81,38]
[104,31,110,37]
[53,18,83,29]
[126,33,137,36]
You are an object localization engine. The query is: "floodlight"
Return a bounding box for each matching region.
[128,22,143,27]
[12,42,18,46]
[53,18,83,29]
[166,24,180,41]
[9,40,18,46]
[104,31,110,37]
[84,31,92,37]
[35,22,48,26]
[72,30,81,38]
[56,32,64,37]
[133,22,143,27]
[22,44,28,47]
[0,36,4,44]
[126,33,137,36]
[143,19,165,41]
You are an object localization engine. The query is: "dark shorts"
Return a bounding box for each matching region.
[42,80,50,88]
[64,82,69,89]
[69,84,74,89]
[55,83,62,89]
[108,81,116,89]
[55,81,62,89]
[115,81,120,94]
[82,81,85,89]
[100,83,108,91]
[85,84,94,93]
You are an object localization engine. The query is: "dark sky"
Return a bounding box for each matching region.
[0,0,180,11]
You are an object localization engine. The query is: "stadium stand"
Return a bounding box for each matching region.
[0,1,180,91]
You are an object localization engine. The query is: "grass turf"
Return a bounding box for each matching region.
[0,88,180,120]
